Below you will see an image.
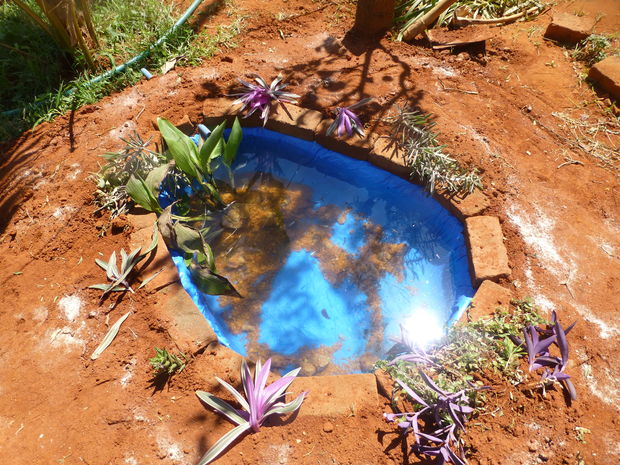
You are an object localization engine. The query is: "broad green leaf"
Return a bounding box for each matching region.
[90,312,131,360]
[145,163,171,196]
[190,265,241,297]
[224,117,243,168]
[214,376,251,412]
[173,223,205,255]
[264,392,306,418]
[88,284,127,292]
[202,242,216,272]
[158,118,199,178]
[138,221,160,258]
[196,422,251,465]
[197,121,226,173]
[213,139,225,161]
[126,175,162,213]
[196,391,248,426]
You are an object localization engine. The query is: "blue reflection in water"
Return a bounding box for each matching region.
[168,127,474,374]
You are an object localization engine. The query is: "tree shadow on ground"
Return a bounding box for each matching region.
[0,130,47,234]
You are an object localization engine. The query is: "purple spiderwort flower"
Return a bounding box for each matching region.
[230,74,299,126]
[326,97,372,138]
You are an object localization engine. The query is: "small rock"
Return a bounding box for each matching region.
[544,13,595,44]
[322,421,334,433]
[301,361,317,376]
[221,203,248,229]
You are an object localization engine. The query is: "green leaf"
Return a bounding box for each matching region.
[90,312,131,360]
[189,265,242,297]
[145,163,171,196]
[88,284,127,292]
[158,118,199,178]
[139,221,160,258]
[126,175,162,213]
[196,391,248,426]
[173,223,205,255]
[224,117,243,168]
[264,392,306,418]
[201,242,216,272]
[197,121,226,173]
[196,422,251,465]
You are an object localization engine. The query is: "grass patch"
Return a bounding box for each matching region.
[572,34,616,67]
[0,0,243,141]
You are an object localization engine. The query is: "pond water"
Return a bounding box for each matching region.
[170,127,473,375]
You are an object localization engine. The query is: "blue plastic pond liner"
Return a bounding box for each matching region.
[166,127,474,373]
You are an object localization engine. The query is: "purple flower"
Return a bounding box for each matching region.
[230,74,299,126]
[326,98,372,138]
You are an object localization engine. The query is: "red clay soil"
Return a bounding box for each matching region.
[1,0,619,464]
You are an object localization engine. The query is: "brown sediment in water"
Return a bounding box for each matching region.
[188,173,412,375]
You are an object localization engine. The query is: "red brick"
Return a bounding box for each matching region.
[158,283,219,355]
[465,216,511,285]
[443,189,490,220]
[370,137,409,177]
[544,13,595,44]
[287,373,377,417]
[126,213,218,355]
[315,119,375,160]
[589,56,620,102]
[265,104,324,141]
[465,280,513,321]
[201,97,261,128]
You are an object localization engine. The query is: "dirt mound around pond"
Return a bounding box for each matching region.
[0,0,619,464]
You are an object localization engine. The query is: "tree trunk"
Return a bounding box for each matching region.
[353,0,395,37]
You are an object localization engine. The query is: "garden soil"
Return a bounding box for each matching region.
[1,0,619,464]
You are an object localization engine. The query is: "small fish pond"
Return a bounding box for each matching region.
[165,128,473,375]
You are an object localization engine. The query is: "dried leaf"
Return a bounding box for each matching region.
[138,268,164,289]
[160,57,178,75]
[90,312,131,360]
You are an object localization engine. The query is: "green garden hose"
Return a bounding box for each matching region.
[1,0,207,117]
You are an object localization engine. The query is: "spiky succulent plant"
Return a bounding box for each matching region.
[149,348,187,376]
